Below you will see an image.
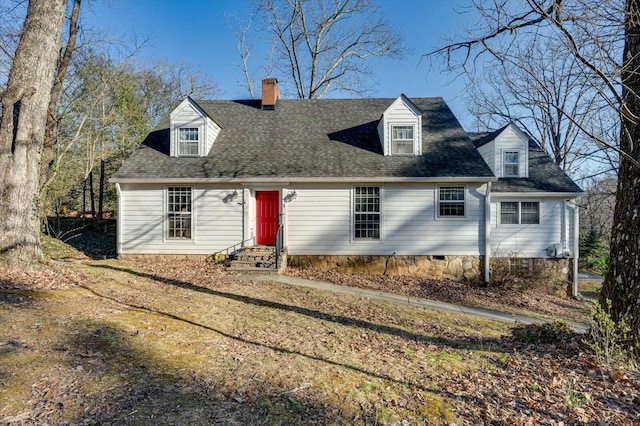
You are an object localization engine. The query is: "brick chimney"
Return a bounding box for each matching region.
[261,78,279,110]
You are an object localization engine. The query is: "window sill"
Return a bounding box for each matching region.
[436,216,467,220]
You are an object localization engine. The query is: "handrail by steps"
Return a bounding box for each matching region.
[210,237,255,263]
[275,224,283,269]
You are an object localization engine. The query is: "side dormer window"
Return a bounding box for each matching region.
[503,151,519,177]
[178,127,199,156]
[391,125,414,155]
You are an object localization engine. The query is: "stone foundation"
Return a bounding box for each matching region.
[490,257,573,296]
[288,255,482,281]
[288,255,573,287]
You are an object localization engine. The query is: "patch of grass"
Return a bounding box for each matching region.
[41,233,84,259]
[580,280,601,300]
[41,220,116,260]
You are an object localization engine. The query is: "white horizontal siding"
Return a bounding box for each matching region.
[568,202,576,253]
[119,184,243,254]
[204,117,221,155]
[490,198,564,257]
[286,183,484,256]
[477,142,496,175]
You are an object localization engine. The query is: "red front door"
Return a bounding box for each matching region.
[256,191,280,245]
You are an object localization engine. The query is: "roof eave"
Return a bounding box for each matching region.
[491,191,584,198]
[110,176,498,184]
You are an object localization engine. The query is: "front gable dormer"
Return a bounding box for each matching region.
[377,95,422,156]
[476,123,529,178]
[169,98,221,157]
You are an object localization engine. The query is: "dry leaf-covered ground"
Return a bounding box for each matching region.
[1,258,637,425]
[286,267,592,323]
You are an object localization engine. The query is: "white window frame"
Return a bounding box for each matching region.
[391,124,415,155]
[437,185,466,219]
[177,127,200,157]
[499,201,540,225]
[167,186,193,240]
[352,186,382,241]
[503,150,520,177]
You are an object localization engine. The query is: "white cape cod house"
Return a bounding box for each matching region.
[111,79,582,290]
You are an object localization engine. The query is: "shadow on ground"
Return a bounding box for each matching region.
[59,320,338,425]
[88,262,506,352]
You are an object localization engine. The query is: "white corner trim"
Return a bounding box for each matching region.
[115,183,122,256]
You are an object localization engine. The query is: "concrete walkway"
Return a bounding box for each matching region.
[577,272,604,282]
[233,273,588,332]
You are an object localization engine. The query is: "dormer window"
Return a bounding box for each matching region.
[503,151,519,177]
[178,127,199,157]
[391,125,415,155]
[378,95,422,156]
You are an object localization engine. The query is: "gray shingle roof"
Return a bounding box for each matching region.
[112,97,495,181]
[467,133,582,194]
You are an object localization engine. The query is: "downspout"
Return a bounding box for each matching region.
[484,181,492,286]
[115,183,122,258]
[572,200,580,298]
[241,188,245,247]
[562,200,568,250]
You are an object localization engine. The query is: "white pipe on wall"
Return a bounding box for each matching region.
[572,200,580,298]
[484,182,492,285]
[115,183,122,257]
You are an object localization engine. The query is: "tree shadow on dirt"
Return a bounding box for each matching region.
[88,262,505,352]
[57,320,341,425]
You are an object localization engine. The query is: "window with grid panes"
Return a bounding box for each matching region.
[521,202,539,224]
[168,187,192,239]
[354,186,380,239]
[438,186,465,217]
[178,127,199,156]
[500,201,519,224]
[391,125,414,154]
[503,151,519,177]
[500,201,539,224]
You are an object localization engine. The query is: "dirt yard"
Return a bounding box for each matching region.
[0,257,638,425]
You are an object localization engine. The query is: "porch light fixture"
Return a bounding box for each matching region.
[284,190,297,203]
[290,190,297,200]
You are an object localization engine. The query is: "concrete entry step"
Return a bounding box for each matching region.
[225,245,286,273]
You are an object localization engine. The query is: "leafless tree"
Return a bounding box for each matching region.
[426,0,640,351]
[42,0,82,187]
[579,176,617,243]
[0,0,67,266]
[241,0,405,99]
[228,11,275,99]
[0,0,26,88]
[465,40,611,175]
[41,50,219,219]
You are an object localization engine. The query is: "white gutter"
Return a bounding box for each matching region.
[110,176,499,184]
[115,183,122,257]
[572,199,580,298]
[492,191,584,199]
[484,181,492,285]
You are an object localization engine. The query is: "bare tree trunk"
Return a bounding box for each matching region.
[82,178,87,217]
[601,0,640,351]
[88,170,95,218]
[41,0,82,190]
[98,159,105,219]
[0,0,66,267]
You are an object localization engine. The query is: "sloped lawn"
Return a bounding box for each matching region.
[1,258,638,425]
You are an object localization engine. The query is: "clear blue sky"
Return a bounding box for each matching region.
[84,0,476,127]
